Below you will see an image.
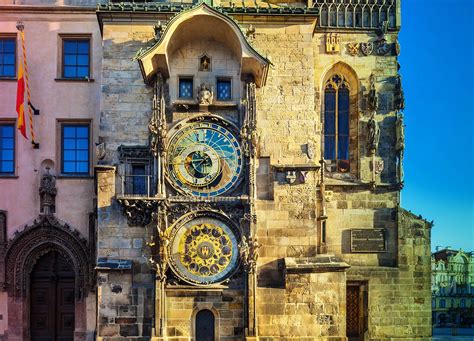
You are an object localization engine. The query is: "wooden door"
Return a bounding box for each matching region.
[30,251,75,341]
[346,285,360,337]
[346,282,368,340]
[195,309,215,341]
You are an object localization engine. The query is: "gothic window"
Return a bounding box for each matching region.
[195,309,215,341]
[324,74,350,172]
[440,299,446,308]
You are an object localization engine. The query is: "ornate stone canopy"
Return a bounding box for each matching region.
[137,3,270,87]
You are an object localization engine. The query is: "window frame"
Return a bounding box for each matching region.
[178,76,194,99]
[58,34,92,81]
[59,122,91,177]
[0,122,16,176]
[0,35,17,80]
[323,73,351,173]
[216,77,232,101]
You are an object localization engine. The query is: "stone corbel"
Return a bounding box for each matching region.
[117,198,158,227]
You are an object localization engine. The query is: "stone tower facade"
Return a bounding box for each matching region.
[94,1,432,340]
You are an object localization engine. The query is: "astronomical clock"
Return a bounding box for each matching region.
[165,115,244,198]
[160,112,252,287]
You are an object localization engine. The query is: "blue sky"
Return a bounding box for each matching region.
[399,0,474,252]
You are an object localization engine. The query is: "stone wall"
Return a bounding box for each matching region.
[97,7,431,340]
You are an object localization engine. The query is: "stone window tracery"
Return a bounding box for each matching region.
[323,74,350,173]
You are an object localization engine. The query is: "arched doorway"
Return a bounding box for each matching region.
[195,309,215,341]
[30,251,75,341]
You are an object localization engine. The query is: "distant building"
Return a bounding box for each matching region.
[432,248,474,328]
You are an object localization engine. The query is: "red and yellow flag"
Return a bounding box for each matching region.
[16,58,27,139]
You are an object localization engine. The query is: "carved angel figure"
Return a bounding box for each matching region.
[198,84,213,105]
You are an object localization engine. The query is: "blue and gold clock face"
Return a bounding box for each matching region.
[166,117,243,197]
[168,213,240,285]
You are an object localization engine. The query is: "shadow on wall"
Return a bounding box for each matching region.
[257,258,285,288]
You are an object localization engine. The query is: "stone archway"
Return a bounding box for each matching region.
[2,214,92,341]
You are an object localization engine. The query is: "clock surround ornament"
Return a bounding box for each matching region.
[165,114,244,197]
[167,211,241,285]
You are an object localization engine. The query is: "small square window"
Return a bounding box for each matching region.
[61,124,90,175]
[62,39,90,79]
[216,79,231,101]
[179,78,193,99]
[0,124,15,174]
[0,38,16,78]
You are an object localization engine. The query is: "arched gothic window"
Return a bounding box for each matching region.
[195,309,215,341]
[324,74,350,172]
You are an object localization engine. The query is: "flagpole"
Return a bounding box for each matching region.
[16,21,37,148]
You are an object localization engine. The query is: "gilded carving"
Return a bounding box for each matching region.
[325,33,340,54]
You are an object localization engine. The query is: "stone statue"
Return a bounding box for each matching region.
[395,74,405,111]
[395,114,405,152]
[39,167,57,215]
[367,113,380,152]
[239,235,260,274]
[95,142,106,163]
[367,74,378,111]
[197,84,213,105]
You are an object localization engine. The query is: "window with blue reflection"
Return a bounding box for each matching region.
[63,39,90,79]
[179,78,193,98]
[217,79,231,101]
[0,38,16,78]
[62,124,89,174]
[132,164,147,196]
[324,75,350,172]
[440,299,446,308]
[0,124,15,174]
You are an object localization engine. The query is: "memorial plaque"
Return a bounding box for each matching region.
[350,229,386,253]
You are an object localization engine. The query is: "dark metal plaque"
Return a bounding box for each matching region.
[350,229,386,253]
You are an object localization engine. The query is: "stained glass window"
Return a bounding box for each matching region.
[217,79,231,101]
[179,78,193,99]
[63,39,90,79]
[324,74,350,172]
[0,38,15,78]
[62,124,89,174]
[0,124,14,174]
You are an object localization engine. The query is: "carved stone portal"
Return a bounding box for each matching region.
[4,214,91,297]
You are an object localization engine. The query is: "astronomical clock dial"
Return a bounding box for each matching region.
[166,116,243,197]
[168,213,240,285]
